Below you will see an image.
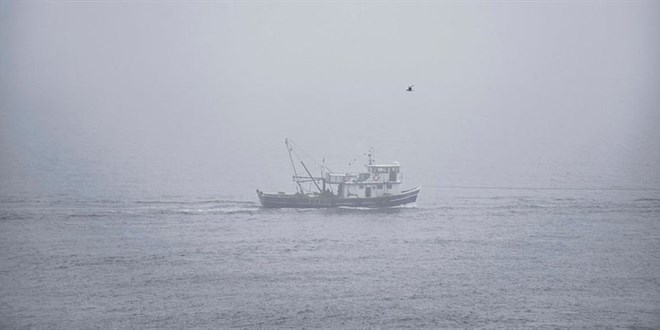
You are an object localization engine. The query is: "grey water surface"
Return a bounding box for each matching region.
[1,187,659,328]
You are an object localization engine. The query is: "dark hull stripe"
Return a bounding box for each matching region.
[257,187,421,209]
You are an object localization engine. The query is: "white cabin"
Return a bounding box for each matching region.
[331,163,404,199]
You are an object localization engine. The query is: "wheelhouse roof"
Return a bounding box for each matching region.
[366,164,400,167]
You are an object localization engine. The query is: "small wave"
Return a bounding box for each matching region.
[634,198,660,202]
[333,203,417,211]
[48,199,128,206]
[325,206,410,214]
[0,197,36,204]
[146,203,261,216]
[337,206,373,210]
[131,198,260,216]
[392,202,418,209]
[174,207,259,215]
[0,212,27,221]
[135,199,257,206]
[66,212,118,219]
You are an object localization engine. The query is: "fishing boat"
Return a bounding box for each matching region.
[256,139,421,208]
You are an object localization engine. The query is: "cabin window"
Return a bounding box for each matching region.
[389,170,397,182]
[387,184,392,189]
[377,184,383,189]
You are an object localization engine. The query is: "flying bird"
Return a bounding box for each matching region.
[406,85,414,92]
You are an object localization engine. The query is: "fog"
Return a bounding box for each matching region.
[1,2,659,200]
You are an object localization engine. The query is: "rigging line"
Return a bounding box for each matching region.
[288,139,323,168]
[288,139,335,173]
[285,139,304,193]
[424,185,660,192]
[289,147,322,185]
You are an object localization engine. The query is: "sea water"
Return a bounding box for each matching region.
[1,185,659,328]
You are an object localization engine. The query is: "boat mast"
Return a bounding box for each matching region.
[285,138,304,193]
[300,161,323,193]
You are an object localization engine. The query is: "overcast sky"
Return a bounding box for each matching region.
[1,2,658,198]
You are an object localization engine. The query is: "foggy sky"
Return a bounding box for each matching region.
[1,2,659,200]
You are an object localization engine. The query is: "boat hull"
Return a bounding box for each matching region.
[257,186,421,209]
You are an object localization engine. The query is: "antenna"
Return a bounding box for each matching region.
[366,147,375,165]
